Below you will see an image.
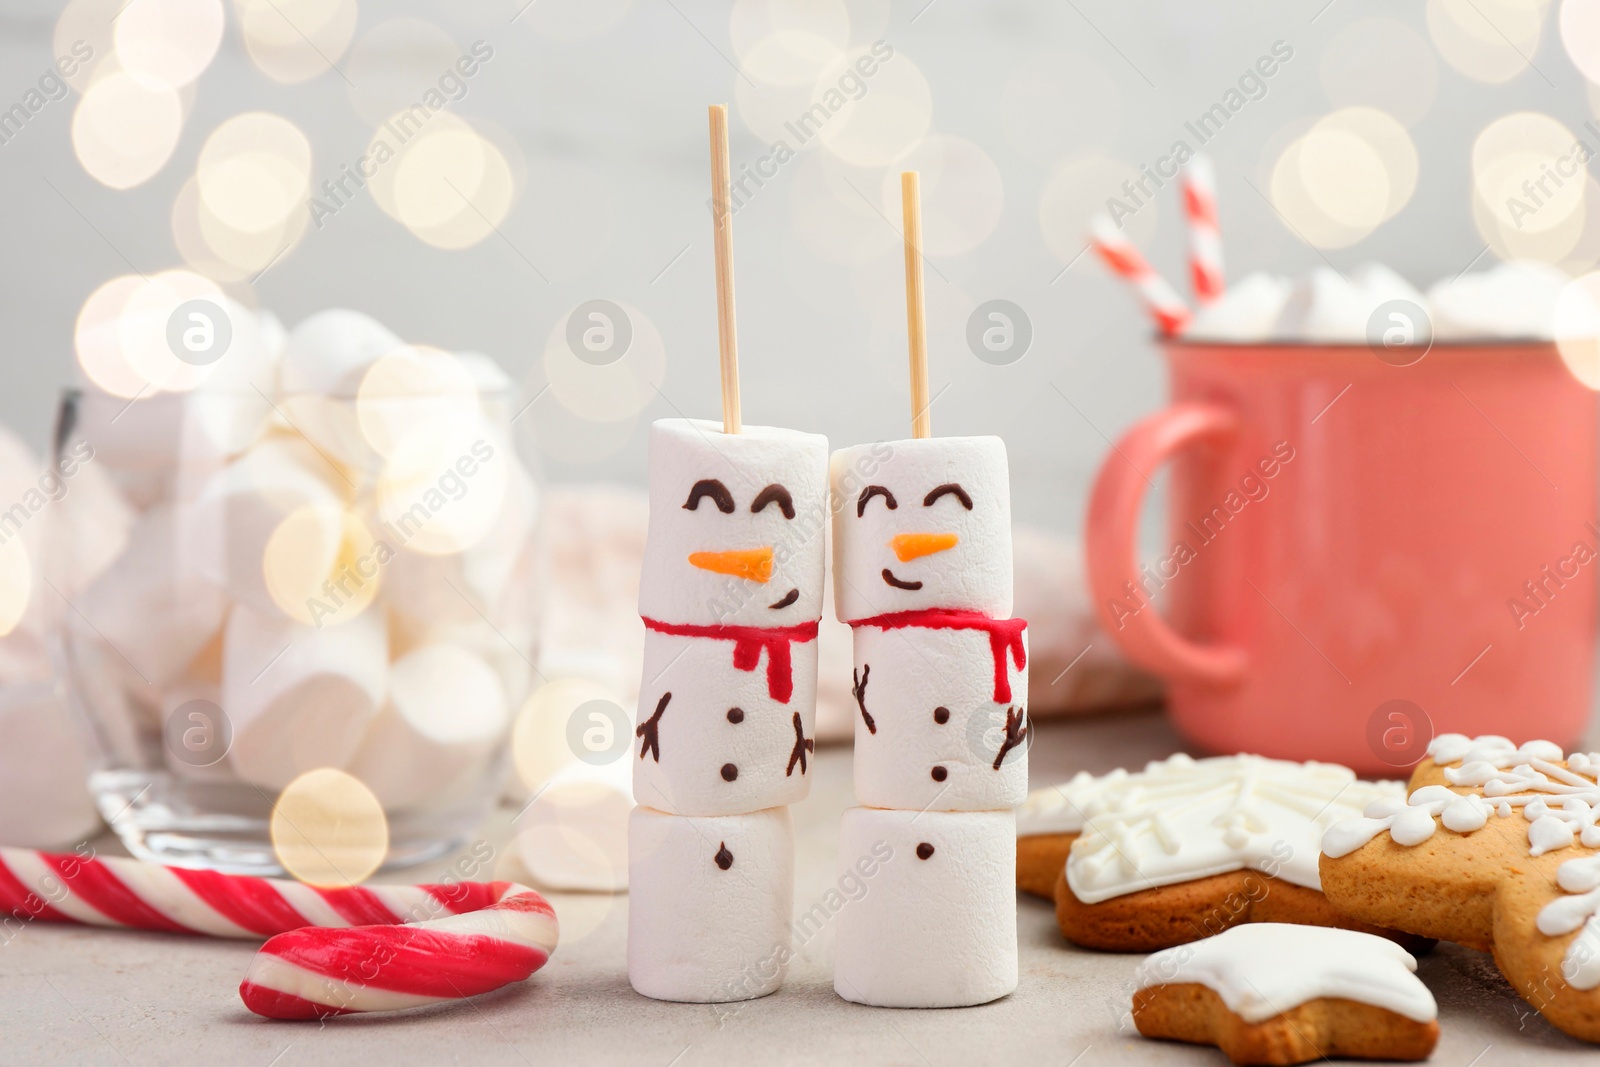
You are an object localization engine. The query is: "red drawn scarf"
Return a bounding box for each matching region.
[641,617,820,704]
[848,609,1027,703]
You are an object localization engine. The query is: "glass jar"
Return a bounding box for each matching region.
[51,373,541,875]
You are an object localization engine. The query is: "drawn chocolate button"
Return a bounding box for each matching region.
[933,706,950,724]
[715,843,733,870]
[916,843,935,860]
[931,765,948,782]
[727,707,744,724]
[721,763,739,781]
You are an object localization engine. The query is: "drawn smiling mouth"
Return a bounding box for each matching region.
[768,588,799,609]
[881,568,923,591]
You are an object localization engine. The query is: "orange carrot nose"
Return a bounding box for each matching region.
[688,547,774,583]
[889,533,958,562]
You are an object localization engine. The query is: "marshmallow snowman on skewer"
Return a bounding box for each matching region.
[634,418,829,818]
[829,169,1027,1010]
[829,436,1030,811]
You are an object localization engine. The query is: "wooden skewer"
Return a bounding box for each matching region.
[901,171,931,439]
[709,104,741,435]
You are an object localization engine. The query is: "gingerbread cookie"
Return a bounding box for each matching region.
[1320,733,1600,1044]
[1015,768,1124,898]
[1132,923,1439,1065]
[1021,754,1421,951]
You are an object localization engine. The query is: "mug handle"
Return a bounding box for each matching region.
[1086,400,1247,687]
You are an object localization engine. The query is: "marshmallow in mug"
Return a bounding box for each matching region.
[628,805,794,1002]
[1184,260,1572,345]
[633,626,818,817]
[833,807,1018,1008]
[829,436,1014,622]
[637,419,828,628]
[850,622,1028,811]
[222,603,387,790]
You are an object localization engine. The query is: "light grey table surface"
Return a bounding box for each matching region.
[4,710,1598,1066]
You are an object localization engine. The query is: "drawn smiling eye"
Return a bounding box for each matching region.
[922,483,972,509]
[683,479,735,513]
[750,483,795,519]
[856,485,897,518]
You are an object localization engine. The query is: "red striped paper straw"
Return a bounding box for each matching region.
[1180,155,1225,304]
[1087,214,1192,337]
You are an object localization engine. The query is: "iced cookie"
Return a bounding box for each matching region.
[1320,733,1600,1044]
[1015,768,1127,899]
[1025,754,1422,951]
[1131,923,1439,1065]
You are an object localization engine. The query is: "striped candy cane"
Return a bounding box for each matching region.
[1180,155,1226,304]
[1086,215,1192,337]
[0,846,558,1020]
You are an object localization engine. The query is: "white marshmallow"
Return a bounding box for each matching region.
[181,436,348,615]
[830,437,1013,621]
[1428,259,1569,340]
[628,804,794,1002]
[51,447,135,599]
[1352,262,1427,311]
[346,643,508,811]
[851,623,1028,811]
[391,613,535,718]
[833,807,1017,1008]
[633,627,817,817]
[276,309,405,473]
[0,682,100,849]
[1272,267,1372,343]
[517,756,632,893]
[1183,272,1292,343]
[222,603,387,790]
[72,389,185,509]
[379,447,538,627]
[638,419,828,629]
[76,503,228,689]
[280,309,403,394]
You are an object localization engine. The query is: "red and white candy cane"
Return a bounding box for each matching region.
[1087,214,1192,337]
[1179,154,1225,304]
[0,846,558,1020]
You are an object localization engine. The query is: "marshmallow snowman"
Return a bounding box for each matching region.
[629,417,828,1004]
[829,434,1027,1007]
[833,807,1018,1008]
[849,622,1028,811]
[829,436,1029,811]
[829,436,1013,622]
[634,418,828,814]
[640,419,829,627]
[628,805,795,1002]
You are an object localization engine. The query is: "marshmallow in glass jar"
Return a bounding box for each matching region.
[56,303,539,875]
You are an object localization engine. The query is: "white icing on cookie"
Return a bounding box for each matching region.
[1320,733,1600,991]
[1134,923,1436,1024]
[1062,754,1403,905]
[1016,768,1129,836]
[1537,854,1600,990]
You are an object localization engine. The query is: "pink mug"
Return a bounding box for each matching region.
[1086,340,1598,774]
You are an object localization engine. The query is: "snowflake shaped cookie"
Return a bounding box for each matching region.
[1051,753,1403,904]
